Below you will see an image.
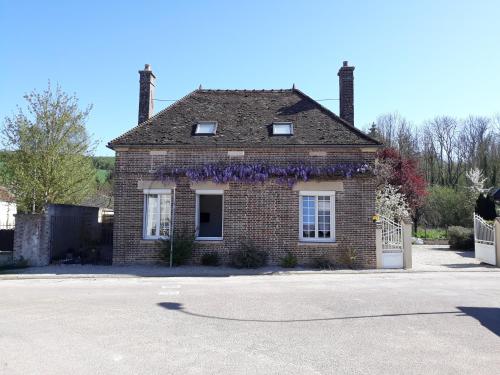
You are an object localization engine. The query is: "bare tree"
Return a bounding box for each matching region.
[419,124,438,184]
[369,112,500,189]
[374,112,417,158]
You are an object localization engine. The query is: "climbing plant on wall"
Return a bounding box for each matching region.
[155,163,371,186]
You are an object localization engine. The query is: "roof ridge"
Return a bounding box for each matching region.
[292,88,382,145]
[107,89,198,147]
[198,88,293,92]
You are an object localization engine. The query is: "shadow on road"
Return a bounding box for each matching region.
[443,263,495,269]
[457,307,500,336]
[158,302,459,323]
[159,303,500,336]
[455,251,475,259]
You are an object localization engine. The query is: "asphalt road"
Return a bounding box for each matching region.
[1,272,499,375]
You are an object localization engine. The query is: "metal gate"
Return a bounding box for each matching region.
[474,213,496,265]
[0,226,14,252]
[49,215,85,261]
[381,215,403,268]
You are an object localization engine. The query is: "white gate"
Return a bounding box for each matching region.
[474,213,496,265]
[381,215,403,268]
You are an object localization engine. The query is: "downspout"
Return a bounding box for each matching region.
[169,188,176,268]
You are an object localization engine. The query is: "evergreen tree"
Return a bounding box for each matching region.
[475,193,497,220]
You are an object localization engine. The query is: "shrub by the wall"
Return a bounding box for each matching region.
[201,252,220,266]
[157,230,195,266]
[311,256,336,270]
[231,241,268,269]
[448,226,474,250]
[280,252,298,268]
[341,249,358,269]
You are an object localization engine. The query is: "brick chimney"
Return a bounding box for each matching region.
[138,64,156,124]
[337,61,355,125]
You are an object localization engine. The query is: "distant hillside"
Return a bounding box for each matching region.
[93,156,115,184]
[93,156,115,171]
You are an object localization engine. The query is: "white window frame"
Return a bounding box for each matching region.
[143,188,172,240]
[195,189,224,241]
[195,121,218,135]
[299,191,335,242]
[272,122,293,135]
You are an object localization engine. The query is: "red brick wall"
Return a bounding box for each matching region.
[113,147,377,268]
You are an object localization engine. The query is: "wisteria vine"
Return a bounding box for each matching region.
[155,163,371,186]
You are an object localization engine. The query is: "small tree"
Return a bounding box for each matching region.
[376,184,410,222]
[466,168,487,194]
[157,229,195,266]
[376,148,428,211]
[376,148,428,230]
[2,84,96,213]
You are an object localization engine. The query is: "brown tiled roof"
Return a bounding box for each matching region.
[0,186,15,203]
[108,88,381,148]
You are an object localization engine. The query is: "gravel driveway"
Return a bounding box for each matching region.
[412,244,495,271]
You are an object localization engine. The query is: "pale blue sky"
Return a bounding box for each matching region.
[1,0,499,155]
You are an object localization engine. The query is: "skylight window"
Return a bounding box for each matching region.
[272,122,293,135]
[195,121,217,135]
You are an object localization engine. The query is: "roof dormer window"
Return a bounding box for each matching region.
[272,122,293,135]
[195,121,217,135]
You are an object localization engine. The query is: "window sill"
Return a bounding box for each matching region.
[140,237,169,243]
[298,241,337,246]
[195,237,223,242]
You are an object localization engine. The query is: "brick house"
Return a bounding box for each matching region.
[108,62,381,267]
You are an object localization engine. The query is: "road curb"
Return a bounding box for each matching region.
[1,268,500,281]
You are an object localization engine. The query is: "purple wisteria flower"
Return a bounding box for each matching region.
[155,162,371,185]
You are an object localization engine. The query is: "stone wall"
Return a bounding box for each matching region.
[113,146,377,267]
[13,205,101,266]
[13,213,50,266]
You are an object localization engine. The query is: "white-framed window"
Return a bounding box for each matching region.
[195,189,223,240]
[195,121,217,135]
[272,122,293,135]
[299,191,335,242]
[143,189,172,239]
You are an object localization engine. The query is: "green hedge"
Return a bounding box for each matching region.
[231,241,268,269]
[448,226,474,250]
[415,228,447,240]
